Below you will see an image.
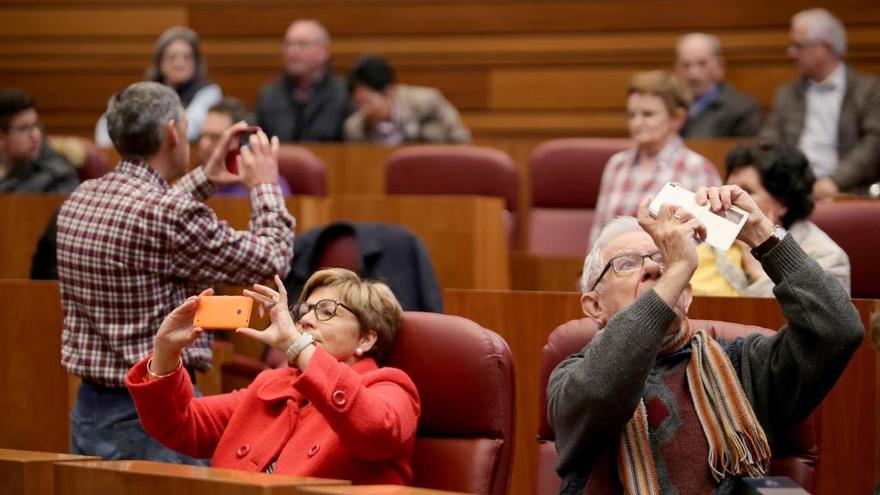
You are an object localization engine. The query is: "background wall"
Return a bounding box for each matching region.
[2,0,879,139]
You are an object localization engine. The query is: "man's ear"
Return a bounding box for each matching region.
[581,291,606,327]
[165,119,181,148]
[358,329,378,354]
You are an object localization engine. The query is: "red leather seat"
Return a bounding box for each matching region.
[385,145,518,246]
[527,138,631,257]
[810,200,880,298]
[277,145,326,195]
[536,317,818,494]
[389,312,515,495]
[48,136,112,181]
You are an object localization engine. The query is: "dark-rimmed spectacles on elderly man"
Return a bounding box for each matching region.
[590,251,666,291]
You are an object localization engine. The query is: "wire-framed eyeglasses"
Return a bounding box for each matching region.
[290,299,358,323]
[590,251,665,291]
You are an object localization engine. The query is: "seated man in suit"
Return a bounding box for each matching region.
[548,186,862,493]
[256,19,350,142]
[0,88,79,193]
[675,33,763,138]
[761,8,880,200]
[344,55,471,144]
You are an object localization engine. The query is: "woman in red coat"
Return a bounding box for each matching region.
[125,268,420,484]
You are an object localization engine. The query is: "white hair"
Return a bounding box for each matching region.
[792,8,847,57]
[580,217,644,293]
[290,19,331,45]
[676,32,723,57]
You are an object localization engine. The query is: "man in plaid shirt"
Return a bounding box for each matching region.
[57,82,295,463]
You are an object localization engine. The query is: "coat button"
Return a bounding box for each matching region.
[307,444,320,457]
[332,390,346,407]
[236,444,250,457]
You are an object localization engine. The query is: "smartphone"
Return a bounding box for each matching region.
[193,296,253,330]
[648,182,749,251]
[224,126,261,174]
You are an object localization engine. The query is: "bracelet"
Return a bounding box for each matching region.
[147,356,182,380]
[286,333,316,365]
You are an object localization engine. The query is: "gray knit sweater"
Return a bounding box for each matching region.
[547,235,863,494]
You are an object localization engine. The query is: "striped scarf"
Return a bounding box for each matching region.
[617,318,771,494]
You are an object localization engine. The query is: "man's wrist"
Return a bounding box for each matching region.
[743,217,775,249]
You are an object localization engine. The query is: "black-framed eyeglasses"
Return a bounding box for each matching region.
[590,251,665,291]
[290,299,358,323]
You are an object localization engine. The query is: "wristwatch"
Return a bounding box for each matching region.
[286,333,316,364]
[750,224,787,261]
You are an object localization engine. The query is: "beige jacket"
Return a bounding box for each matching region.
[344,84,471,143]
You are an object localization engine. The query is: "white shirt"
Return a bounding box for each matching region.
[799,63,846,178]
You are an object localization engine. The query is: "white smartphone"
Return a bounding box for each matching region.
[648,182,749,251]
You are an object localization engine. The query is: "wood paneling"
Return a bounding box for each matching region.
[3,1,879,138]
[0,449,99,495]
[54,460,346,495]
[0,195,65,280]
[445,290,879,495]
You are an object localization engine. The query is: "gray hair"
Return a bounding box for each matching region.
[676,32,723,57]
[106,81,183,159]
[146,26,206,83]
[792,8,847,57]
[290,19,331,45]
[580,217,644,293]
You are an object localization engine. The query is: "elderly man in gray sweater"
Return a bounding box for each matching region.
[548,185,862,494]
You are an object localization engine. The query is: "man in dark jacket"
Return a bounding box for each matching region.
[548,187,862,494]
[675,33,763,138]
[255,19,350,142]
[0,88,79,193]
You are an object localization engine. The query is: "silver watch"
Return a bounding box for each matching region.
[286,333,316,364]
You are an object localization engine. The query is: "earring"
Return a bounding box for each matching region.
[355,347,364,357]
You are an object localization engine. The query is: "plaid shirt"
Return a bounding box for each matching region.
[587,138,721,248]
[57,160,295,387]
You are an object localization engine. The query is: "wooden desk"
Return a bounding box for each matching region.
[0,449,98,495]
[298,486,473,495]
[55,460,347,495]
[444,290,879,495]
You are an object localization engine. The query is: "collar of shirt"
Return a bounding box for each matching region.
[116,159,170,191]
[633,135,685,168]
[808,63,846,92]
[690,84,721,116]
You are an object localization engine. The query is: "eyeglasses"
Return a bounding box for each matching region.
[590,251,665,291]
[788,40,821,52]
[8,122,40,135]
[290,299,358,323]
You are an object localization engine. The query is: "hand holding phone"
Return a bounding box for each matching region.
[193,296,254,330]
[225,126,261,174]
[649,182,749,251]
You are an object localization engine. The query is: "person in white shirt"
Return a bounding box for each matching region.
[760,8,880,200]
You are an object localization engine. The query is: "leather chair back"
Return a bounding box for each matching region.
[527,138,631,256]
[810,200,880,298]
[388,312,515,495]
[536,317,818,494]
[277,145,326,195]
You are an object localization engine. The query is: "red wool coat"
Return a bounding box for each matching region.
[126,348,420,484]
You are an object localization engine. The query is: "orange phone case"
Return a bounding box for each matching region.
[193,296,253,330]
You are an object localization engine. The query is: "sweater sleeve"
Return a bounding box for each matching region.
[292,348,420,461]
[738,236,863,440]
[547,290,677,477]
[125,355,246,459]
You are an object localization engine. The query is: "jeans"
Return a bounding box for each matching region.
[70,381,209,465]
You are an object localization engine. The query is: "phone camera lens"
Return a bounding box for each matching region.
[236,309,242,315]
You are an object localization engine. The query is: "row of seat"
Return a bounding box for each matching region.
[60,137,880,298]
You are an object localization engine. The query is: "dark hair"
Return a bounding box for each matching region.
[725,144,815,228]
[207,97,255,125]
[347,55,395,94]
[146,26,206,84]
[0,88,35,131]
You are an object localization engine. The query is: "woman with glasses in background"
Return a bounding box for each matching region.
[125,268,420,484]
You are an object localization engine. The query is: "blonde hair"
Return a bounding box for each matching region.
[300,268,402,362]
[628,70,692,115]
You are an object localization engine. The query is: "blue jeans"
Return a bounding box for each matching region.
[70,381,208,465]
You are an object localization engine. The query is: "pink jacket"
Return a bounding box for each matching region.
[126,348,420,484]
